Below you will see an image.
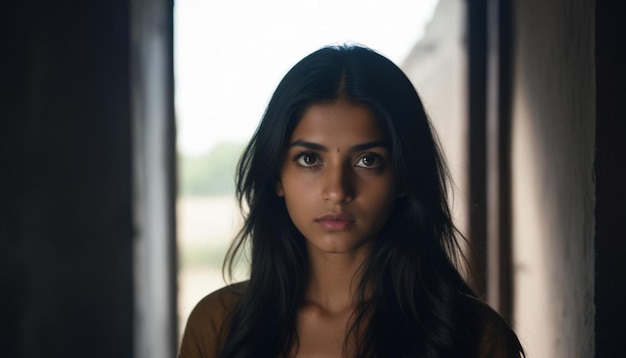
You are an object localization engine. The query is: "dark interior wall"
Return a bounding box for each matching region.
[1,1,134,356]
[510,0,595,356]
[595,1,626,357]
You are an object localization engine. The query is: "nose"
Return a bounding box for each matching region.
[321,162,354,204]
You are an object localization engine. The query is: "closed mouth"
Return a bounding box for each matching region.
[314,213,355,231]
[315,213,355,222]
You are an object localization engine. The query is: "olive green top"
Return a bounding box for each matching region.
[179,282,523,358]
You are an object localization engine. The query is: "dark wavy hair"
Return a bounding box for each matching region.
[219,45,509,357]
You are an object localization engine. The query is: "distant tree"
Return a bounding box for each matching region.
[179,142,245,196]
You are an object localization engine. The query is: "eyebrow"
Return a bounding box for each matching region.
[288,139,389,152]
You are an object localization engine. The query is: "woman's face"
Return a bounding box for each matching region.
[277,100,397,257]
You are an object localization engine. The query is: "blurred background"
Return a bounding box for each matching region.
[2,0,624,357]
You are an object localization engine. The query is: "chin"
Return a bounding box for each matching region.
[307,235,372,256]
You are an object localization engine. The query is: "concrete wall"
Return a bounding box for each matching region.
[510,0,595,356]
[403,0,469,237]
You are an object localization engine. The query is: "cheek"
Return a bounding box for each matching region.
[281,180,316,216]
[372,192,396,218]
[281,170,317,199]
[363,181,397,220]
[283,197,313,231]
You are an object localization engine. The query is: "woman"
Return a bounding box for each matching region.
[180,45,524,357]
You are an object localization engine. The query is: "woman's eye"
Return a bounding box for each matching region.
[355,153,383,168]
[295,153,320,167]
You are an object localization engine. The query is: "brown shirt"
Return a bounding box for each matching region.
[179,282,523,358]
[179,283,243,358]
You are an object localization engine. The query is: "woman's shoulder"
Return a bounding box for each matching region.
[460,294,525,357]
[189,281,247,320]
[178,281,247,358]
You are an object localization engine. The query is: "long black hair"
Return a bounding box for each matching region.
[220,45,512,357]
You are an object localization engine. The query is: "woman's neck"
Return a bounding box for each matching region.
[303,244,371,314]
[291,244,373,357]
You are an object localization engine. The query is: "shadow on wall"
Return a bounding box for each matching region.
[510,0,595,357]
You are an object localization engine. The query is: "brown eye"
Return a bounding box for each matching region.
[295,152,321,167]
[355,153,383,168]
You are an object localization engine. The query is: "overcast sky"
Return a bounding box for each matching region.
[175,0,439,156]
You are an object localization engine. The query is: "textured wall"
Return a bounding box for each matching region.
[510,0,595,356]
[402,0,468,236]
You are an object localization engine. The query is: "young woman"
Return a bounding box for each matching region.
[179,45,524,358]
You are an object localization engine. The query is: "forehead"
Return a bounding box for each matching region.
[291,101,386,142]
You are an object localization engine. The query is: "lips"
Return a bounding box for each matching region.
[314,213,355,231]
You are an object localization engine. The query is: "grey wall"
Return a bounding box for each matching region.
[510,0,595,356]
[402,0,469,243]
